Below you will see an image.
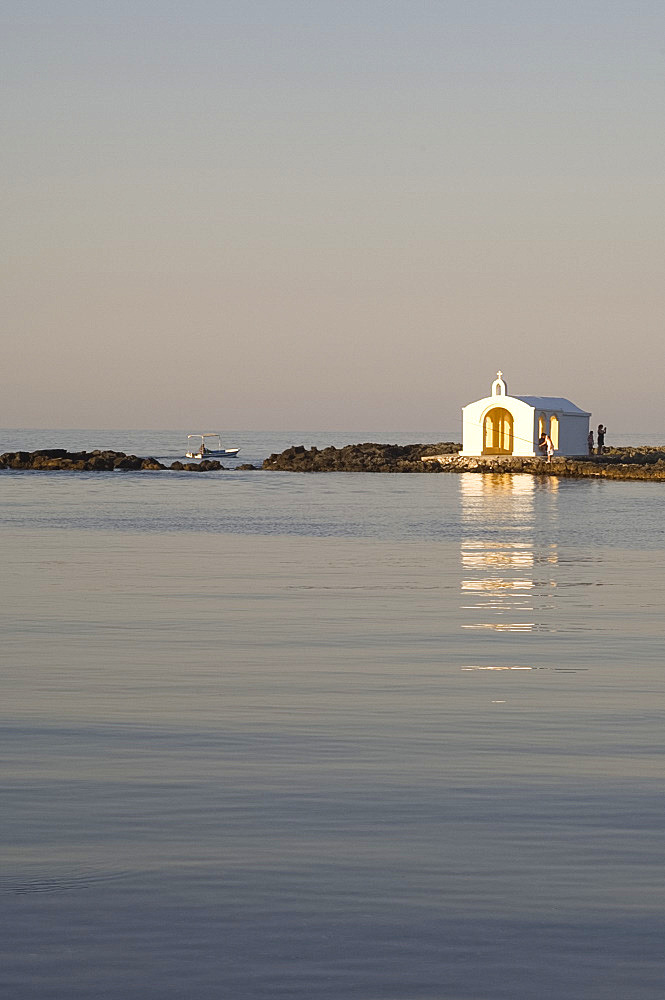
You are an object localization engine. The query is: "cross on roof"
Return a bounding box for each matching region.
[497,370,503,379]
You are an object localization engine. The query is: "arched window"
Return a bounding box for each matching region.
[538,413,546,437]
[483,407,514,455]
[549,415,559,449]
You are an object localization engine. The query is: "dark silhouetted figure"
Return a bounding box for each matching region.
[587,430,594,455]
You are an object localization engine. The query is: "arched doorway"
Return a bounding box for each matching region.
[483,407,514,455]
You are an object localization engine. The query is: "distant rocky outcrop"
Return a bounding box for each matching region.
[262,442,462,473]
[0,450,224,472]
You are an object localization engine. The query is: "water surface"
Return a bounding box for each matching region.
[1,455,663,999]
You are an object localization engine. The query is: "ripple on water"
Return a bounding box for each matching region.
[3,867,135,895]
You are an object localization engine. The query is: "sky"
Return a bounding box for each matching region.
[2,0,664,431]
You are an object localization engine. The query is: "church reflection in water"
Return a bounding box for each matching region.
[459,475,558,652]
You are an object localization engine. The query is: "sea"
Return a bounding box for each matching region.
[1,429,664,1000]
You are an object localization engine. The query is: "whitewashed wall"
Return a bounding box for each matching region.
[460,396,537,457]
[461,397,590,457]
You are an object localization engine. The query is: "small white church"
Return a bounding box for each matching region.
[460,372,591,458]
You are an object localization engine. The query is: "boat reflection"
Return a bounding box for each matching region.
[459,474,558,638]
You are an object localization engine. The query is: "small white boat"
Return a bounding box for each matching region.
[185,433,240,459]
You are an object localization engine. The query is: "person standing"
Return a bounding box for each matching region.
[544,434,554,462]
[597,424,606,455]
[587,429,594,455]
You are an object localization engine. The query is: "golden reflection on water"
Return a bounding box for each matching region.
[459,474,559,657]
[462,665,536,671]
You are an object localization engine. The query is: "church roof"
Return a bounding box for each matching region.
[514,395,591,416]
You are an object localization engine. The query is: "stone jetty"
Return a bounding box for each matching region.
[263,443,665,481]
[421,450,665,481]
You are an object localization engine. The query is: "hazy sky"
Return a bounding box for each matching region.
[3,1,664,431]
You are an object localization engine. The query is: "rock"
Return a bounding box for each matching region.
[236,464,258,470]
[0,449,165,472]
[169,459,222,471]
[262,442,462,473]
[113,455,143,470]
[4,451,33,469]
[88,455,114,470]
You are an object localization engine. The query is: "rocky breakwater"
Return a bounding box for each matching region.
[422,447,665,482]
[0,450,226,472]
[263,442,462,473]
[261,442,665,481]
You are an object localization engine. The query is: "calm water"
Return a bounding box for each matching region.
[1,430,664,999]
